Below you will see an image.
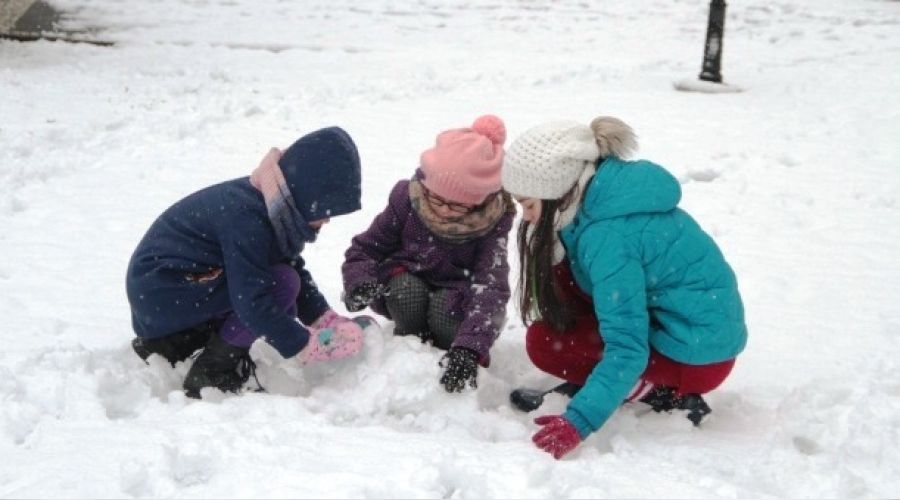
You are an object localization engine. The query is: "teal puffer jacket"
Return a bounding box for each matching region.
[560,157,747,438]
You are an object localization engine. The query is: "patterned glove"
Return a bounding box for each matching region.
[532,415,582,459]
[297,321,364,364]
[439,347,479,393]
[342,282,390,312]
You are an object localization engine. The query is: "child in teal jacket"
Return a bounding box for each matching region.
[502,116,747,459]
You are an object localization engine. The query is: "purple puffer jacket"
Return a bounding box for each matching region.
[342,179,514,362]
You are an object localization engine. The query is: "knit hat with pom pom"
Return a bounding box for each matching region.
[502,116,637,200]
[420,115,507,205]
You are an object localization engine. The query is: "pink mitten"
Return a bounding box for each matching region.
[311,309,350,329]
[297,321,364,365]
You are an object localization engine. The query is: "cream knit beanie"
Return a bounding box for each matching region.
[502,116,637,199]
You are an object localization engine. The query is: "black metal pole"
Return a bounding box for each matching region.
[699,0,727,83]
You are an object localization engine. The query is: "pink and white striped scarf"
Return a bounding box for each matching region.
[250,148,315,258]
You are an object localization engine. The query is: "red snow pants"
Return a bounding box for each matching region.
[525,262,735,396]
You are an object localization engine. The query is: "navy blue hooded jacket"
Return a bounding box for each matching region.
[126,127,361,357]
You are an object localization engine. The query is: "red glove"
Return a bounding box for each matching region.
[532,415,582,459]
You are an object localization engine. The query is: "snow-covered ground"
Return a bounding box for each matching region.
[2,0,899,497]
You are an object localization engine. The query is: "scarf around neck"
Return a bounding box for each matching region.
[409,178,508,243]
[250,148,317,259]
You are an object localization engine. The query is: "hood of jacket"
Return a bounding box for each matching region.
[579,157,681,221]
[278,126,362,222]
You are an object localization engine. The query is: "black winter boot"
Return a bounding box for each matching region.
[639,386,712,426]
[679,393,712,426]
[132,322,214,366]
[183,333,260,399]
[639,386,680,412]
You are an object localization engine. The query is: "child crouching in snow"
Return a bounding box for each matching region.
[341,115,514,393]
[502,116,747,459]
[126,127,369,398]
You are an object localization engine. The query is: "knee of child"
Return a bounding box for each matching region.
[388,272,427,292]
[525,321,562,366]
[270,264,302,302]
[387,273,430,306]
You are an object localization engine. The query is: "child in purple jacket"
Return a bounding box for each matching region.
[342,116,515,393]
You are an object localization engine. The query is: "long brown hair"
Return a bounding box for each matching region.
[516,187,580,332]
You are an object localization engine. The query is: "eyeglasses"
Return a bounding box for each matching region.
[422,185,498,215]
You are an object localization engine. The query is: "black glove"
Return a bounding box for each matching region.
[439,347,479,393]
[342,281,390,312]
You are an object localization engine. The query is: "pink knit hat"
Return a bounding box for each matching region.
[420,115,506,205]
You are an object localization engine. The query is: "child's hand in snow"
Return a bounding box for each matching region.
[297,321,364,365]
[532,415,582,459]
[439,347,479,392]
[342,281,390,312]
[310,309,352,329]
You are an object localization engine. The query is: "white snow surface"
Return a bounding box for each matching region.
[2,0,900,498]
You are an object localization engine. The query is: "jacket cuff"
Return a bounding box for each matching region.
[296,297,330,327]
[264,325,311,358]
[563,407,594,440]
[450,334,492,367]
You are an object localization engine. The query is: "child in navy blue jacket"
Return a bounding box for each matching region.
[126,127,367,398]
